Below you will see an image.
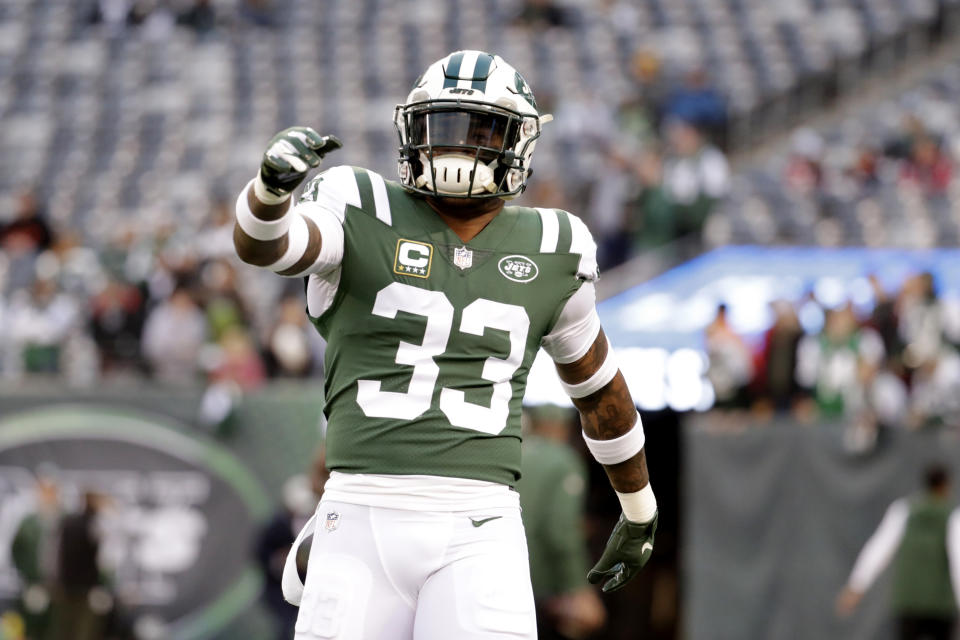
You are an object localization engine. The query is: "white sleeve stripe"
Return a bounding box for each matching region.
[561,340,618,398]
[235,179,293,240]
[583,413,645,465]
[368,170,392,226]
[537,207,559,253]
[267,214,310,273]
[568,214,598,279]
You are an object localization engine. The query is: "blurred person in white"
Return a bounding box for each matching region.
[264,295,324,378]
[141,285,207,383]
[705,304,753,409]
[896,273,960,428]
[898,273,960,366]
[796,304,885,419]
[837,465,960,640]
[194,198,237,262]
[4,263,81,378]
[661,119,729,243]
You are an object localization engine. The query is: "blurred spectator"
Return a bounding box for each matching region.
[194,200,237,261]
[264,296,319,378]
[662,120,730,243]
[141,286,206,383]
[705,304,753,409]
[661,68,727,145]
[239,0,280,28]
[199,259,249,341]
[866,275,902,361]
[625,50,668,136]
[784,128,825,195]
[11,479,61,640]
[256,472,320,640]
[627,149,678,252]
[5,275,80,377]
[88,278,146,375]
[48,492,113,640]
[176,0,217,36]
[516,0,574,27]
[518,405,606,640]
[753,301,804,413]
[587,149,634,270]
[837,465,959,640]
[1,191,53,293]
[208,327,266,391]
[899,136,952,196]
[795,304,884,418]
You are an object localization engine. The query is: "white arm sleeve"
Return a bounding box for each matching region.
[541,282,601,364]
[947,509,960,608]
[848,498,909,592]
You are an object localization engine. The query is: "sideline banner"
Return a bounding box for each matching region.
[0,385,324,640]
[685,419,960,640]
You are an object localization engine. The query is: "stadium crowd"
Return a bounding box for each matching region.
[705,270,960,434]
[0,0,737,392]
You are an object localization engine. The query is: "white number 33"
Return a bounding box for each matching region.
[356,282,529,435]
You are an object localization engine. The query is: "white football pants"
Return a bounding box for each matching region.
[293,500,536,640]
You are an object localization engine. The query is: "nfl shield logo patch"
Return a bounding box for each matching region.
[453,246,473,270]
[324,512,340,532]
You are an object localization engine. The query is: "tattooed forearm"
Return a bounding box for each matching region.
[556,328,651,494]
[603,448,649,493]
[572,372,636,438]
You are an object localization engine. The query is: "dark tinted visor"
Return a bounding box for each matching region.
[410,111,510,150]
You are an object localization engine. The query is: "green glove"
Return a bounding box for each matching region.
[588,511,657,593]
[260,126,342,197]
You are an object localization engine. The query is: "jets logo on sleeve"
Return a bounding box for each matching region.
[394,239,433,278]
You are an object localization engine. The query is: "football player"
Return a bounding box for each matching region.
[234,50,658,640]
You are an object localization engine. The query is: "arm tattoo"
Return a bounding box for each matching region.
[556,328,651,493]
[555,327,608,384]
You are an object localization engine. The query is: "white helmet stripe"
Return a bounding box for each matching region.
[457,51,481,89]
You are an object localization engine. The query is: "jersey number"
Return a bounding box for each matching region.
[356,282,529,435]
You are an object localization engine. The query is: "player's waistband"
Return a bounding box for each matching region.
[320,471,520,513]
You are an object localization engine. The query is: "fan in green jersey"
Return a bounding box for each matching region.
[233,50,659,640]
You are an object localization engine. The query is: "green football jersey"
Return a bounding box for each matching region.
[300,166,597,487]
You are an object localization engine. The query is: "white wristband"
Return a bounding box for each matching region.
[617,484,657,523]
[582,412,645,465]
[560,339,618,398]
[253,174,291,205]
